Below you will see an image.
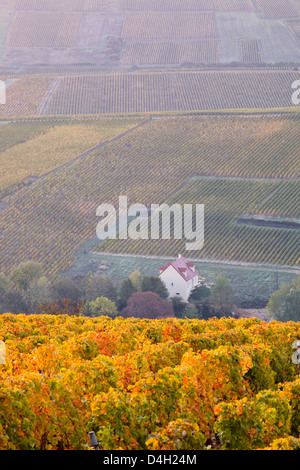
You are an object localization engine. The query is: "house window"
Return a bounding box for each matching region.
[171,282,174,286]
[176,292,180,296]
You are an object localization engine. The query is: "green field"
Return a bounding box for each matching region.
[62,248,299,308]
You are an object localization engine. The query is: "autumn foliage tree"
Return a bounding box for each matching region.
[267,276,300,322]
[87,297,118,318]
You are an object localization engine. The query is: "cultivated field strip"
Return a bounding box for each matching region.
[6,11,82,47]
[122,40,221,66]
[0,117,144,197]
[13,0,254,11]
[256,0,299,19]
[285,18,300,42]
[256,179,300,218]
[121,12,217,39]
[1,0,300,69]
[0,75,56,117]
[99,178,300,266]
[239,38,263,63]
[25,70,300,116]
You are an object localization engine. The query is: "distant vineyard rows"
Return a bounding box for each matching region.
[0,114,298,279]
[14,0,254,11]
[99,178,300,266]
[1,70,299,117]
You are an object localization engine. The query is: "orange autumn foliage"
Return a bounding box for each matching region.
[0,313,299,450]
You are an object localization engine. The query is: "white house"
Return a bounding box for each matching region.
[159,255,200,302]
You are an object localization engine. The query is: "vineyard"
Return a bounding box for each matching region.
[255,0,299,19]
[0,0,299,67]
[0,117,144,197]
[11,70,297,116]
[14,0,110,10]
[239,38,262,63]
[121,12,217,40]
[286,18,300,42]
[255,180,300,218]
[6,11,82,47]
[0,75,56,117]
[12,0,254,12]
[213,0,254,10]
[98,178,300,266]
[0,314,300,450]
[122,40,221,66]
[0,0,300,456]
[0,114,299,280]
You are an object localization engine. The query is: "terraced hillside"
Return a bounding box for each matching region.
[0,113,299,281]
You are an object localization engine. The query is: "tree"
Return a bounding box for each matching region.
[183,305,200,319]
[267,276,300,322]
[87,297,118,318]
[210,276,234,317]
[0,273,9,298]
[9,261,43,292]
[170,296,187,318]
[1,289,28,314]
[83,274,118,304]
[188,283,211,318]
[189,283,211,303]
[121,292,174,319]
[140,276,169,299]
[0,273,9,312]
[171,294,203,319]
[129,270,143,291]
[117,278,136,311]
[25,277,51,312]
[50,277,82,304]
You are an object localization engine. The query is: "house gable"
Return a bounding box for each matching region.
[159,256,200,301]
[160,264,186,285]
[160,265,188,299]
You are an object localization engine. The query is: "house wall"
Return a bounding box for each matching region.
[160,266,189,301]
[186,275,198,300]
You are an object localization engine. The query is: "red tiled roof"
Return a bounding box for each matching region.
[159,256,198,282]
